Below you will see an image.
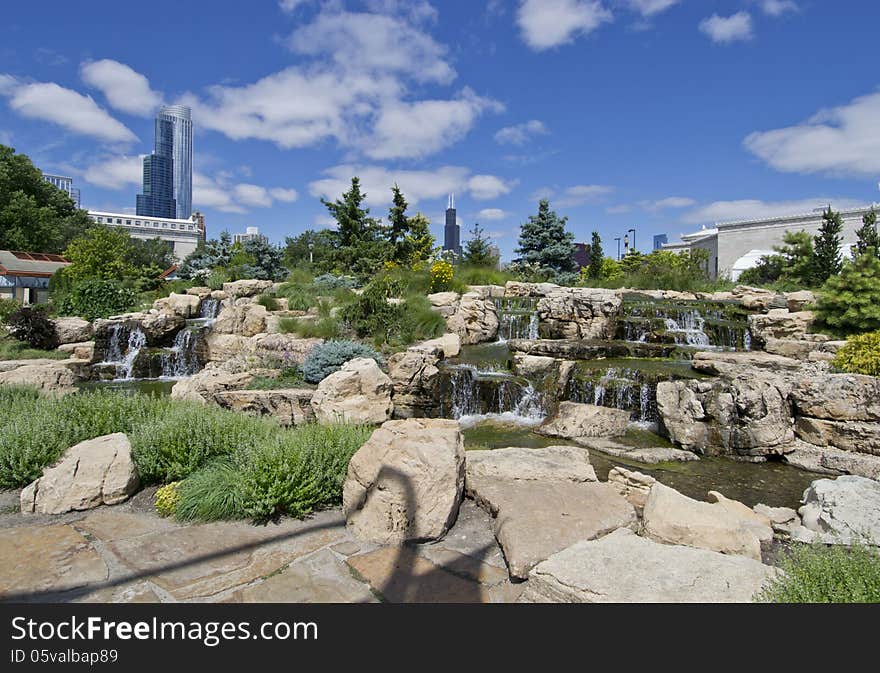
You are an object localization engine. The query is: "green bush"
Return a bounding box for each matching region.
[313,274,358,291]
[300,340,384,383]
[815,249,880,337]
[276,282,319,311]
[278,316,341,340]
[173,461,247,521]
[341,275,403,342]
[256,294,280,311]
[397,294,446,344]
[456,266,515,287]
[246,366,307,390]
[757,541,880,603]
[832,331,880,376]
[5,306,58,350]
[206,267,230,291]
[0,298,21,325]
[56,279,138,320]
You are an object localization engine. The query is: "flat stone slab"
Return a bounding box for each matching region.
[469,479,637,579]
[413,499,507,571]
[576,437,700,464]
[0,525,108,600]
[799,475,880,545]
[784,441,880,480]
[520,528,776,603]
[346,546,491,603]
[466,445,597,484]
[227,549,378,603]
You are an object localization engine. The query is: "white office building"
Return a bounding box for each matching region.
[43,173,81,208]
[233,226,269,245]
[87,210,202,262]
[663,204,875,280]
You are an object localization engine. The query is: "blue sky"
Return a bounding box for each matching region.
[1,0,878,260]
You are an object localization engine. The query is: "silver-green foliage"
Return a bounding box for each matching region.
[300,340,383,383]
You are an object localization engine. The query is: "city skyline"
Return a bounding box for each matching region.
[1,1,878,261]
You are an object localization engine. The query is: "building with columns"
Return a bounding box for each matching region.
[87,210,202,261]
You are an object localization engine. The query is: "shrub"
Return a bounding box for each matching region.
[0,298,21,325]
[815,249,880,337]
[832,331,880,376]
[247,366,307,390]
[341,276,403,342]
[756,541,880,603]
[276,282,319,311]
[154,482,181,517]
[300,340,383,383]
[312,273,357,291]
[279,316,341,340]
[5,306,58,350]
[430,259,454,292]
[256,294,280,311]
[56,279,138,320]
[456,266,515,287]
[173,461,247,521]
[397,294,446,344]
[206,267,230,291]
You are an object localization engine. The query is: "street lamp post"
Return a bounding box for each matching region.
[627,228,636,253]
[308,242,314,265]
[623,234,629,255]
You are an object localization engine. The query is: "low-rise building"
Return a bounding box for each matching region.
[233,226,268,245]
[87,210,202,261]
[0,250,70,305]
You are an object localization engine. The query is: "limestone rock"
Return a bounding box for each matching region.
[749,309,815,346]
[139,312,186,343]
[520,528,775,603]
[342,418,465,544]
[311,357,393,425]
[251,334,323,365]
[222,279,273,299]
[576,437,700,463]
[154,292,201,318]
[642,483,773,560]
[426,292,460,317]
[504,281,558,298]
[469,478,636,579]
[186,286,213,299]
[52,317,93,345]
[57,341,95,361]
[388,347,441,419]
[446,292,500,345]
[0,362,77,395]
[415,332,460,358]
[537,288,621,340]
[607,466,656,509]
[466,445,597,486]
[539,402,629,440]
[794,417,880,456]
[785,290,816,312]
[798,475,880,545]
[791,373,880,422]
[212,389,314,426]
[170,365,254,403]
[20,433,139,514]
[690,350,802,377]
[212,303,268,337]
[204,333,256,362]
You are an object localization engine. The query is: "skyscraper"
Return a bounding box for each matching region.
[42,174,80,208]
[443,194,460,257]
[158,105,193,220]
[136,117,176,219]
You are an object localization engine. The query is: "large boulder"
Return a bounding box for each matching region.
[426,292,460,317]
[607,466,657,509]
[539,401,629,440]
[794,417,880,456]
[785,290,816,312]
[342,418,465,544]
[791,373,880,422]
[446,292,500,345]
[748,309,816,346]
[311,358,393,425]
[414,332,460,358]
[57,341,95,361]
[20,434,139,514]
[0,362,78,395]
[138,312,186,343]
[388,347,442,419]
[642,483,772,560]
[251,334,323,365]
[170,365,254,403]
[154,292,201,318]
[222,279,273,299]
[466,445,597,486]
[212,303,268,337]
[212,389,315,426]
[52,317,93,345]
[520,528,775,603]
[537,288,621,340]
[798,476,880,545]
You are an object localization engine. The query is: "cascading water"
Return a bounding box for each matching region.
[100,323,147,380]
[494,297,540,342]
[160,325,203,377]
[440,364,545,426]
[199,298,221,321]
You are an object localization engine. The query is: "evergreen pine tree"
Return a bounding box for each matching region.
[387,184,409,263]
[855,208,880,259]
[514,199,576,274]
[775,230,814,287]
[322,177,373,248]
[812,206,843,285]
[403,213,435,265]
[815,247,880,336]
[462,222,497,267]
[588,231,603,279]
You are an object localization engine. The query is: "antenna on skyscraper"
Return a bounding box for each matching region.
[448,193,454,210]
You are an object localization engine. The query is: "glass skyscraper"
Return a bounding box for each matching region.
[158,105,192,220]
[136,105,192,220]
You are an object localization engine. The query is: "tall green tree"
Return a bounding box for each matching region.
[282,229,334,270]
[588,231,603,279]
[777,231,815,287]
[515,199,576,274]
[855,208,880,259]
[462,222,497,267]
[402,213,436,266]
[815,247,880,337]
[322,177,375,249]
[62,227,135,281]
[387,184,409,264]
[812,206,843,284]
[0,144,93,253]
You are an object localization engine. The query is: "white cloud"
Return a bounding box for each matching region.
[699,12,754,44]
[362,89,502,160]
[494,119,548,146]
[364,0,438,24]
[288,10,454,85]
[270,187,299,202]
[0,76,137,143]
[681,198,868,225]
[233,183,272,208]
[278,0,310,12]
[744,91,880,177]
[468,174,513,200]
[640,196,696,211]
[557,184,614,207]
[477,208,508,220]
[80,59,162,116]
[760,0,798,17]
[517,0,613,51]
[606,204,632,214]
[309,164,513,208]
[81,154,143,190]
[624,0,680,18]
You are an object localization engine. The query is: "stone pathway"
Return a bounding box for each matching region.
[0,489,522,604]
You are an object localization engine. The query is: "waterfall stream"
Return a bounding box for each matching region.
[99,323,147,381]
